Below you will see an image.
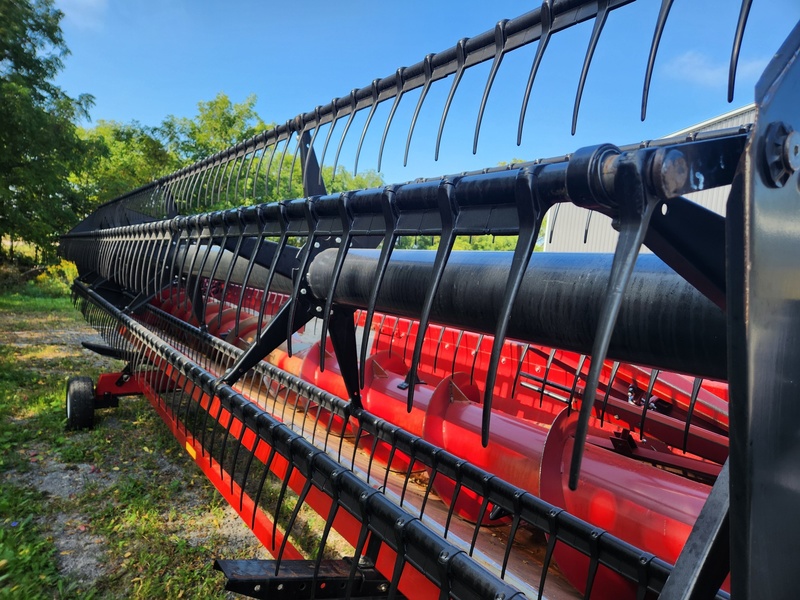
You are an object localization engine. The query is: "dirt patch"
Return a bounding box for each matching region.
[15,448,119,499]
[49,512,110,583]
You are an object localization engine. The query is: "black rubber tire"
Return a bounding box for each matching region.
[66,376,95,430]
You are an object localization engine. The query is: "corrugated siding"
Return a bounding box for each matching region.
[544,105,754,253]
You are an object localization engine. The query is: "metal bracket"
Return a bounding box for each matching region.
[213,558,399,600]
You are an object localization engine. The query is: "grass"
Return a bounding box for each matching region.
[0,270,266,598]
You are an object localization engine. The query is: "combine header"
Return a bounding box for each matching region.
[59,1,800,598]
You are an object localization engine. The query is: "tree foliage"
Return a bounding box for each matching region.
[73,120,179,207]
[0,0,93,260]
[161,93,268,164]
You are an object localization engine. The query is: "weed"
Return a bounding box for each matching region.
[0,486,85,599]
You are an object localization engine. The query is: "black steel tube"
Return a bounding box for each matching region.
[307,249,727,379]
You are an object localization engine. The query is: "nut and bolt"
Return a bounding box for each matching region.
[785,130,800,172]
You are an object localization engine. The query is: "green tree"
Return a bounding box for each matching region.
[73,120,180,208]
[161,93,269,164]
[0,0,93,260]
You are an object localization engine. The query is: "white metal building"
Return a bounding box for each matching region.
[542,104,755,253]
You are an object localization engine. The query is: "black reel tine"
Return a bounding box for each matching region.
[407,180,457,411]
[374,314,387,353]
[286,203,319,357]
[199,384,219,457]
[482,167,544,446]
[683,376,704,453]
[584,529,605,599]
[538,508,563,600]
[639,368,660,439]
[548,203,561,244]
[319,193,354,372]
[303,107,324,190]
[569,152,660,490]
[510,342,530,398]
[166,221,186,304]
[275,457,317,575]
[365,431,381,484]
[264,140,282,200]
[470,334,483,385]
[242,145,260,203]
[231,148,248,205]
[443,461,465,539]
[378,68,406,172]
[349,423,365,472]
[433,326,446,374]
[583,210,593,244]
[539,347,557,408]
[346,517,374,599]
[275,125,295,199]
[518,1,552,145]
[204,215,232,327]
[568,354,588,416]
[359,187,399,388]
[600,360,620,425]
[176,220,198,313]
[354,80,380,176]
[217,209,245,330]
[450,329,465,375]
[419,450,440,518]
[382,441,398,493]
[233,208,267,337]
[402,319,414,359]
[249,138,269,202]
[728,0,754,102]
[399,440,418,507]
[404,54,434,167]
[288,124,305,196]
[286,133,303,198]
[206,388,228,464]
[256,217,288,335]
[318,100,341,186]
[474,20,508,155]
[641,0,675,121]
[311,483,342,600]
[272,459,296,552]
[387,518,412,600]
[469,493,491,556]
[500,492,524,578]
[331,90,358,184]
[436,38,467,162]
[187,217,212,315]
[218,401,237,482]
[237,435,259,512]
[252,442,278,536]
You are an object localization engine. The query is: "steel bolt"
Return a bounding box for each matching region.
[378,583,389,592]
[785,130,800,172]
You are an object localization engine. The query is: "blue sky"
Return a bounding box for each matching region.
[55,0,800,186]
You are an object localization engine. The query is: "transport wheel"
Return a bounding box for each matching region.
[66,377,95,430]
